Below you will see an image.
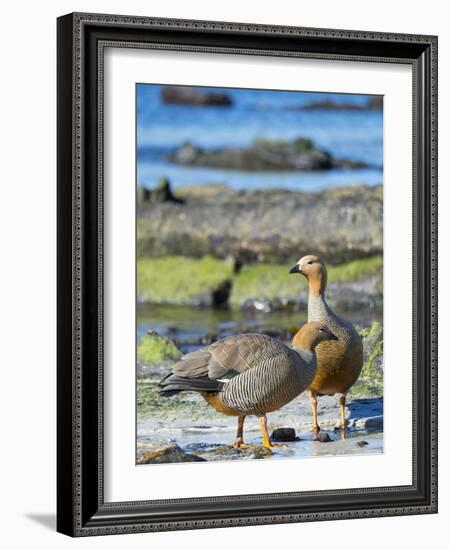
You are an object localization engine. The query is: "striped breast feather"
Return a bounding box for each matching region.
[222,351,304,413]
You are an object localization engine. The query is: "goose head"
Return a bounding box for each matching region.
[292,321,338,352]
[289,254,327,296]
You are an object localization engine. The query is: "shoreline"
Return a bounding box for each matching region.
[137,183,383,264]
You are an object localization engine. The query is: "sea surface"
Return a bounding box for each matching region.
[137,85,383,191]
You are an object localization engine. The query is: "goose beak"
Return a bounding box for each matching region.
[289,264,301,274]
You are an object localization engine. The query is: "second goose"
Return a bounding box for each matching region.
[160,322,337,449]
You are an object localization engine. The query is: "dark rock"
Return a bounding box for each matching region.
[293,96,382,112]
[137,440,206,464]
[153,177,184,203]
[167,137,367,172]
[137,186,152,204]
[314,431,333,443]
[142,177,184,204]
[367,96,383,110]
[300,99,369,111]
[192,279,233,308]
[161,86,232,107]
[271,428,297,442]
[356,440,369,448]
[212,279,233,307]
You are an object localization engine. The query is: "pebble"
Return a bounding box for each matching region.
[313,431,332,443]
[271,428,298,442]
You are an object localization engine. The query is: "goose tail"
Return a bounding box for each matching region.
[159,373,223,397]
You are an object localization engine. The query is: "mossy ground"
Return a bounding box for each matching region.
[230,256,382,306]
[350,321,383,397]
[137,255,234,305]
[137,333,182,365]
[137,381,214,421]
[137,255,383,306]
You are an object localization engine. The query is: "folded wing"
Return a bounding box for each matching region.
[159,333,289,395]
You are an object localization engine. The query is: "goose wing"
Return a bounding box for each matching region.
[172,333,289,381]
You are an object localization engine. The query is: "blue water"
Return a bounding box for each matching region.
[137,85,383,191]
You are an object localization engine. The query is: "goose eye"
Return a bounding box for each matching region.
[307,260,313,265]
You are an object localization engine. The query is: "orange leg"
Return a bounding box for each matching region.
[258,415,285,449]
[232,415,247,448]
[308,389,320,433]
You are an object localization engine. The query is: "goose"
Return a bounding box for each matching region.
[159,322,337,448]
[289,255,364,433]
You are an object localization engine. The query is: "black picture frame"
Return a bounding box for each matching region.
[57,12,438,537]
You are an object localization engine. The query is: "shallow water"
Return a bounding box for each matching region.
[138,427,383,462]
[137,303,380,352]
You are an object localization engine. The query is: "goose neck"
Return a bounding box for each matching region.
[308,293,329,322]
[308,271,327,297]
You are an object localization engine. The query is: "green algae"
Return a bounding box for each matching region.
[230,256,383,306]
[137,333,182,366]
[351,321,384,397]
[137,255,383,307]
[137,255,234,305]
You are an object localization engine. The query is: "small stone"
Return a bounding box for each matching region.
[271,428,297,442]
[356,440,369,448]
[314,431,332,443]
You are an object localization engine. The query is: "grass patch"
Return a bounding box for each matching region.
[230,263,305,305]
[351,321,384,397]
[230,256,383,306]
[329,256,383,282]
[137,255,382,306]
[137,255,233,305]
[137,380,214,420]
[137,333,182,366]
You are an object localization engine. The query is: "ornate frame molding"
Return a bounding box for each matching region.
[57,12,438,537]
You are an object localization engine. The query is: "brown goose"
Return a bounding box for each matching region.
[289,255,363,433]
[159,322,337,448]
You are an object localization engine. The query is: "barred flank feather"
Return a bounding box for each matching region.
[159,333,317,416]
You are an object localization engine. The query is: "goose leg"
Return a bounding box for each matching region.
[258,414,285,449]
[339,394,347,431]
[232,415,247,448]
[309,389,320,434]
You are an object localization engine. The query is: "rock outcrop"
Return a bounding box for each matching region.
[137,183,383,264]
[166,137,367,171]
